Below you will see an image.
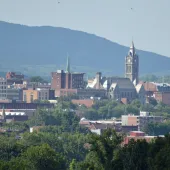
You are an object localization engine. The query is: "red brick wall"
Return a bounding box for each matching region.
[154,92,170,106]
[51,72,63,89]
[130,131,145,137]
[128,116,138,126]
[51,72,84,90]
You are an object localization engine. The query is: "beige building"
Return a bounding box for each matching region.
[122,112,163,131]
[23,88,49,103]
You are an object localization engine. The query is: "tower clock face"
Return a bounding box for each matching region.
[128,58,131,63]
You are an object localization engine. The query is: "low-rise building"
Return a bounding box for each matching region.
[23,88,55,103]
[79,118,121,135]
[7,85,23,101]
[122,131,158,145]
[55,88,106,98]
[89,123,118,135]
[72,99,94,108]
[142,82,170,105]
[122,111,163,131]
[0,111,28,123]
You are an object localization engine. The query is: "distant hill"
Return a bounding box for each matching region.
[0,21,170,78]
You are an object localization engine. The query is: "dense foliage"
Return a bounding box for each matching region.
[1,99,170,169]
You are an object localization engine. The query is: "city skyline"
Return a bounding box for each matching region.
[0,0,170,57]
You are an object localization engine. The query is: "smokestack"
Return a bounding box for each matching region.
[96,72,101,89]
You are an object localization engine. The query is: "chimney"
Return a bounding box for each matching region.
[96,72,102,89]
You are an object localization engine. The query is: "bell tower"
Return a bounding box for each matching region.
[125,41,139,85]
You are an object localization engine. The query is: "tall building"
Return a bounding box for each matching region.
[51,57,85,91]
[125,41,139,85]
[0,78,7,100]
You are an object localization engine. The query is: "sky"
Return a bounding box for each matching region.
[0,0,170,57]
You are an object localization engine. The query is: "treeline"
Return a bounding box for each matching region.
[80,99,170,120]
[140,74,170,83]
[0,128,170,170]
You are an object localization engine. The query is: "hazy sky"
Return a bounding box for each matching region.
[0,0,170,56]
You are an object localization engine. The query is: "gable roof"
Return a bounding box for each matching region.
[110,83,118,89]
[105,77,135,90]
[135,84,143,93]
[87,77,104,89]
[90,123,115,130]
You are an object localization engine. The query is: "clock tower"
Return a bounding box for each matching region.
[125,41,139,85]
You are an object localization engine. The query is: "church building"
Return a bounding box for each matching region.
[87,41,146,104]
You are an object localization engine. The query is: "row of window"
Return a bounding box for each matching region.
[0,86,7,89]
[23,94,48,102]
[0,94,7,97]
[121,92,134,98]
[0,82,7,85]
[0,90,7,93]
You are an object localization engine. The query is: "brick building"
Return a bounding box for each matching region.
[51,70,84,90]
[154,92,170,105]
[51,57,85,97]
[6,72,24,85]
[122,111,163,131]
[72,99,94,108]
[142,82,170,105]
[122,131,157,145]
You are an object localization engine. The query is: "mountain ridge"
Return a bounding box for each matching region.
[0,21,169,77]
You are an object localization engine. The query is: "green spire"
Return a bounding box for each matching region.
[66,54,70,73]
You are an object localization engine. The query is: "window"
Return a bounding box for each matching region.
[24,94,27,102]
[30,94,34,103]
[45,92,48,100]
[127,65,132,73]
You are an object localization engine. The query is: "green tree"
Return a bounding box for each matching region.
[21,144,66,170]
[81,129,122,170]
[30,76,47,83]
[120,139,149,170]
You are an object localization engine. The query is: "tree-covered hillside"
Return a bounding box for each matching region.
[0,21,170,77]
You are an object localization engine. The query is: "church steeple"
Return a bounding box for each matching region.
[125,41,139,85]
[130,41,135,49]
[129,41,135,57]
[66,54,70,73]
